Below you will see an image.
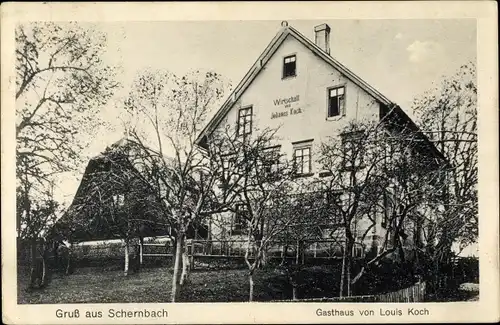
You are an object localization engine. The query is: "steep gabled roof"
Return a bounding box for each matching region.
[195,23,448,165]
[195,23,394,145]
[54,137,172,242]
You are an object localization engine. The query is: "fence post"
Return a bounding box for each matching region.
[301,242,305,265]
[295,240,300,264]
[139,241,143,266]
[189,243,195,270]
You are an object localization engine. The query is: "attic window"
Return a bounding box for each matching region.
[328,86,346,118]
[283,55,296,79]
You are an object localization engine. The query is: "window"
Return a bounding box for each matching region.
[112,194,125,207]
[262,146,281,176]
[283,55,296,78]
[222,154,236,181]
[324,190,342,206]
[328,86,346,118]
[233,203,249,233]
[293,144,312,176]
[322,190,343,222]
[237,106,252,137]
[341,130,364,169]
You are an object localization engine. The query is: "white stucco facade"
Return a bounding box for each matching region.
[200,23,432,258]
[217,34,380,170]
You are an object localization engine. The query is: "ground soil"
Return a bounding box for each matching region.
[18,265,340,303]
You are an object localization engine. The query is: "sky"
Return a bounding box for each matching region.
[55,19,477,207]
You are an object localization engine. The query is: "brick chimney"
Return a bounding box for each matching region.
[314,23,331,55]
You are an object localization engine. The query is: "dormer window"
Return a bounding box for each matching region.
[328,86,346,118]
[283,55,296,79]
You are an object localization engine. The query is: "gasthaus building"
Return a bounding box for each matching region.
[195,22,446,259]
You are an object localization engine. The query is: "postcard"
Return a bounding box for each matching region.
[1,1,498,324]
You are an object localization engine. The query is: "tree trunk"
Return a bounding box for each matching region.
[65,242,72,275]
[40,240,50,288]
[280,245,287,265]
[139,237,144,266]
[180,237,190,286]
[347,256,352,297]
[248,272,254,302]
[261,248,267,268]
[295,240,300,264]
[301,243,305,264]
[124,240,129,276]
[292,285,297,301]
[346,238,355,297]
[53,243,60,272]
[171,234,183,302]
[40,255,47,288]
[29,237,38,289]
[339,241,346,297]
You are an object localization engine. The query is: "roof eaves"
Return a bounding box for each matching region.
[389,104,450,167]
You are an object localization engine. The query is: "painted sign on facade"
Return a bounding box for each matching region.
[271,95,303,119]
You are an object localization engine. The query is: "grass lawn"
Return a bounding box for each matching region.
[18,265,341,304]
[425,282,480,302]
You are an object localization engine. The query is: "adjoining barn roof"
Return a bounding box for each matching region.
[54,137,170,242]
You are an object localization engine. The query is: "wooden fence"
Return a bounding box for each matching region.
[187,239,365,260]
[28,238,366,269]
[275,281,426,303]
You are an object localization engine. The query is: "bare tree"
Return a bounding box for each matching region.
[273,190,326,300]
[123,68,230,302]
[65,141,165,276]
[209,124,302,301]
[315,115,447,295]
[16,182,59,289]
[350,118,447,286]
[316,120,389,297]
[15,22,118,288]
[412,62,477,288]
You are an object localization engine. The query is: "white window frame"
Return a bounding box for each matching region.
[282,54,297,79]
[237,106,253,138]
[292,140,313,176]
[326,85,346,120]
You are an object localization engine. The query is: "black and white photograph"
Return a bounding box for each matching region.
[2,2,498,324]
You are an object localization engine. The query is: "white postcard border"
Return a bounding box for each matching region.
[1,2,498,324]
